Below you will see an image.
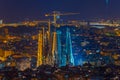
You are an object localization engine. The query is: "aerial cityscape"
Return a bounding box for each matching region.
[0,0,120,80]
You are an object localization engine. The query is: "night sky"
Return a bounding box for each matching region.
[0,0,120,23]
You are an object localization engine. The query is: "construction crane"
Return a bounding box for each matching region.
[45,11,79,27]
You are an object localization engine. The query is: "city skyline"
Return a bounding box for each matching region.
[0,0,120,22]
[0,1,120,79]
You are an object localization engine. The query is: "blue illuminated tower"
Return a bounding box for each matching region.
[66,28,74,66]
[56,31,62,67]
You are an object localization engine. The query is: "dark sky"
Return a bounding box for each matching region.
[0,0,120,23]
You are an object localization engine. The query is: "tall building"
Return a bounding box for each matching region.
[65,28,75,66]
[56,31,62,67]
[52,31,62,67]
[37,31,43,67]
[52,32,57,65]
